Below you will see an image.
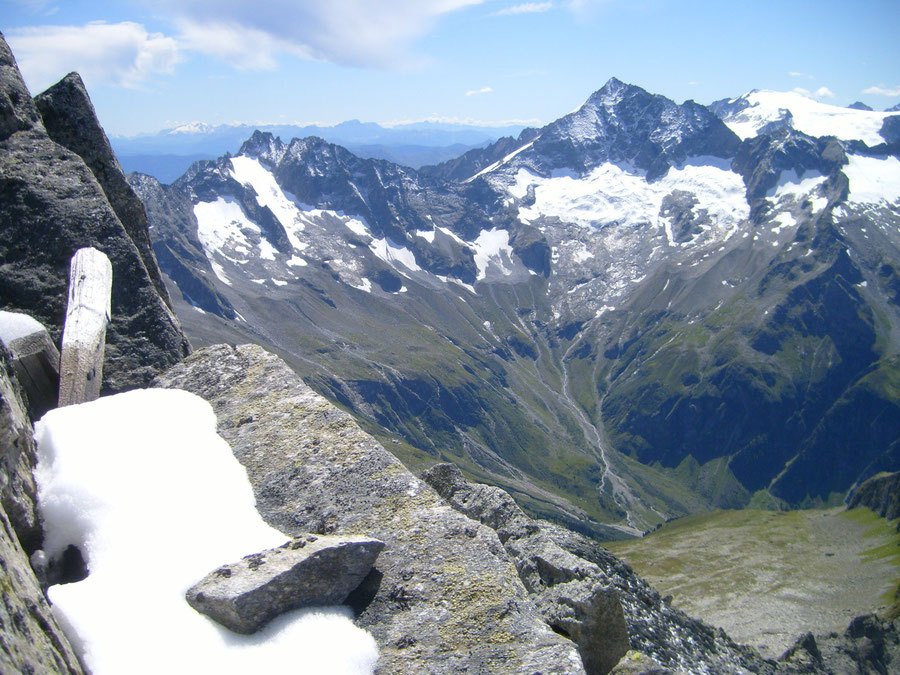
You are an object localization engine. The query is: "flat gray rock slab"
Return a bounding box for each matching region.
[186,534,384,634]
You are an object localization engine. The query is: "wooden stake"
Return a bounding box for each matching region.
[58,247,112,407]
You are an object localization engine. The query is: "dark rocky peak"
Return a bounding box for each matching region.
[733,125,848,204]
[420,128,540,183]
[709,91,756,119]
[237,129,287,166]
[35,72,173,310]
[0,32,42,141]
[886,102,900,112]
[522,78,741,180]
[879,115,900,146]
[848,101,874,111]
[0,39,189,391]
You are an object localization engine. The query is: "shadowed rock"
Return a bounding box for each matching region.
[0,348,84,674]
[186,534,384,634]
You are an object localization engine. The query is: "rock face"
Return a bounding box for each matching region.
[34,72,172,311]
[422,463,629,674]
[153,343,587,674]
[186,534,385,634]
[0,349,84,674]
[0,31,189,393]
[421,463,769,674]
[847,472,900,524]
[781,615,900,674]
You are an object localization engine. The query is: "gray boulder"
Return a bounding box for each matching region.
[186,534,385,634]
[153,343,586,674]
[422,463,629,674]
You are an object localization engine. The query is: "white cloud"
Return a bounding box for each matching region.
[466,86,493,97]
[793,87,811,97]
[159,0,486,69]
[492,2,555,16]
[7,22,180,92]
[862,84,900,97]
[815,86,835,99]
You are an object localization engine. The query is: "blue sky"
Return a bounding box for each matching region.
[4,0,900,137]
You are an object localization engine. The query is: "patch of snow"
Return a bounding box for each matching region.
[272,279,288,286]
[286,255,308,267]
[767,169,826,200]
[344,218,370,237]
[772,212,797,233]
[415,229,435,243]
[34,389,378,675]
[844,155,900,205]
[194,197,257,264]
[723,90,893,145]
[571,244,595,264]
[809,196,829,212]
[258,237,278,261]
[0,311,45,343]
[350,278,372,293]
[210,260,232,286]
[465,140,536,183]
[230,156,307,253]
[370,237,421,272]
[472,228,514,280]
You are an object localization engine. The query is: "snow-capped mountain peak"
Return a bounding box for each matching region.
[713,89,896,146]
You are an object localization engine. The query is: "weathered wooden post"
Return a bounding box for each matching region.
[58,247,112,407]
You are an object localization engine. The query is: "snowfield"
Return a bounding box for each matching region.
[844,154,900,205]
[722,90,894,146]
[511,158,749,247]
[35,389,378,675]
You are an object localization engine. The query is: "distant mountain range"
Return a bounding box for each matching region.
[111,119,527,182]
[132,79,900,537]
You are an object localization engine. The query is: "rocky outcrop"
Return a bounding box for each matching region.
[0,348,84,674]
[0,31,189,393]
[153,343,586,674]
[421,463,772,674]
[848,472,900,524]
[422,462,629,674]
[186,534,384,634]
[0,347,41,553]
[781,615,899,674]
[35,72,173,311]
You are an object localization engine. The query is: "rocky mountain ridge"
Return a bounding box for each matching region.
[135,77,900,535]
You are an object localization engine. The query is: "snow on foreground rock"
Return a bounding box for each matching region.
[33,388,378,675]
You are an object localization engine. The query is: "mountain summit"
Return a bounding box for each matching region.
[133,79,900,536]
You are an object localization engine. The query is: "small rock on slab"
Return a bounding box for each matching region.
[186,534,384,634]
